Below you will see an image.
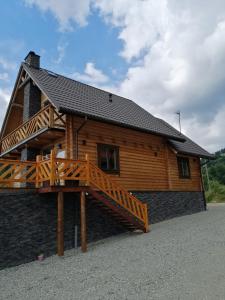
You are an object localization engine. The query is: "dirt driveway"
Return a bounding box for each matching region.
[1,204,225,300]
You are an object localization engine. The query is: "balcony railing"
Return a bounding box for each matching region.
[0,105,65,155]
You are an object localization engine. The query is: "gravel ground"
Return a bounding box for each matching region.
[1,204,225,300]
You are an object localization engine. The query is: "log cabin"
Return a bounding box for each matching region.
[0,51,213,268]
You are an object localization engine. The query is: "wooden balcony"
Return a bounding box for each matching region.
[0,105,65,157]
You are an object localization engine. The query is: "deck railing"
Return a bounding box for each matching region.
[88,161,148,229]
[0,105,65,154]
[0,159,36,188]
[0,153,149,232]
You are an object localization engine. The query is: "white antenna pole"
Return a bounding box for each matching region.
[176,111,181,134]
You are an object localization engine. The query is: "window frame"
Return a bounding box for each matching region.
[177,156,191,179]
[97,143,120,174]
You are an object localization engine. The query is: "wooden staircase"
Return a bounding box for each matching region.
[86,160,149,233]
[87,190,147,232]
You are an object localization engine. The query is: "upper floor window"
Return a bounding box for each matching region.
[177,157,191,179]
[97,144,120,174]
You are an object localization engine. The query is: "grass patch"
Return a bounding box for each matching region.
[205,181,225,203]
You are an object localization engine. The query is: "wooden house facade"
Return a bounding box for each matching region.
[0,52,213,268]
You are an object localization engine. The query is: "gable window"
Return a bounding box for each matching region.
[97,144,119,174]
[177,157,191,179]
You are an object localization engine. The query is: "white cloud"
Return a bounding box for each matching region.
[0,88,10,128]
[0,57,16,70]
[24,0,92,30]
[6,1,225,152]
[0,73,9,82]
[54,42,68,64]
[181,105,225,153]
[96,0,170,61]
[72,62,109,85]
[0,56,16,127]
[94,0,225,152]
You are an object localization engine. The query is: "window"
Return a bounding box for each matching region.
[97,144,119,173]
[177,157,191,179]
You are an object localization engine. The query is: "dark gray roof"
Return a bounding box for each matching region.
[23,63,184,142]
[157,118,214,159]
[23,63,213,158]
[169,137,214,159]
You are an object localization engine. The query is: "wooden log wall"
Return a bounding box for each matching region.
[67,116,202,192]
[167,148,202,191]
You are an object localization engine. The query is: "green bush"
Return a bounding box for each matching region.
[205,181,225,203]
[201,148,225,203]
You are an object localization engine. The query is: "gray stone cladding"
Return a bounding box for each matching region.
[133,191,206,224]
[21,147,40,161]
[0,190,205,269]
[23,80,41,122]
[0,190,124,269]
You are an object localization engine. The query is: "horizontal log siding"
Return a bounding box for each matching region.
[71,116,201,192]
[167,148,202,191]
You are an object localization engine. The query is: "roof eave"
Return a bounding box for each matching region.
[59,106,185,142]
[176,150,215,160]
[0,64,24,139]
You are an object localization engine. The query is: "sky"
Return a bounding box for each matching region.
[1,1,225,153]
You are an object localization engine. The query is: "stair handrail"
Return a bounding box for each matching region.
[87,160,149,232]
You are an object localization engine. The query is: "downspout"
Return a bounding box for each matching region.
[200,159,210,211]
[74,115,88,249]
[75,115,88,159]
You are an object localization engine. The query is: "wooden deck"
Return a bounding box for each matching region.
[0,152,149,233]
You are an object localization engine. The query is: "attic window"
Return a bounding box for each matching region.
[109,93,113,102]
[47,70,58,78]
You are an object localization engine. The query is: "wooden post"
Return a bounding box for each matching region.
[65,115,75,159]
[145,203,150,232]
[49,105,54,128]
[80,191,87,252]
[57,191,64,256]
[85,153,90,186]
[50,149,55,186]
[36,155,42,188]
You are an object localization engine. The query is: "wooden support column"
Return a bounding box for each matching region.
[80,191,87,252]
[57,191,64,256]
[36,155,42,188]
[65,115,75,159]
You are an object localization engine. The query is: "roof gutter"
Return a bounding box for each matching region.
[176,150,215,160]
[75,115,88,159]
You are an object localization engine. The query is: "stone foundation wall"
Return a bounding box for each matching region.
[133,191,206,224]
[0,190,124,270]
[0,190,205,269]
